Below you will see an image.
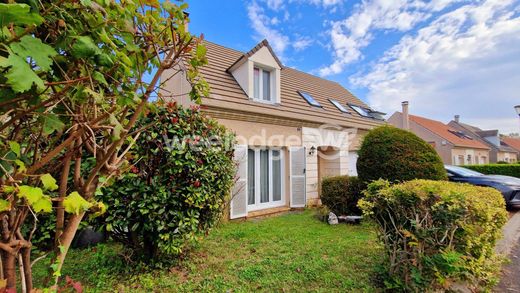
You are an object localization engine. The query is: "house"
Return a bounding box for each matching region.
[161,40,384,219]
[503,137,520,161]
[448,116,518,163]
[388,102,490,165]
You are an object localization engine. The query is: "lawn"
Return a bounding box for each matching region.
[33,210,383,292]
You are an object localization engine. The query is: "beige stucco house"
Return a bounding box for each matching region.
[161,40,384,219]
[389,102,490,165]
[448,116,518,163]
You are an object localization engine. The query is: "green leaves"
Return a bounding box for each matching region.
[33,196,52,213]
[18,185,44,205]
[63,192,92,214]
[8,141,20,157]
[17,185,52,213]
[71,36,100,58]
[0,3,43,26]
[10,35,58,71]
[0,199,11,212]
[0,54,44,92]
[41,114,65,135]
[41,174,59,191]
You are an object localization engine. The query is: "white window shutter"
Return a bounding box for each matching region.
[290,147,306,207]
[230,145,248,219]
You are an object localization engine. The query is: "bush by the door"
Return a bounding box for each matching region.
[359,179,507,291]
[320,176,364,215]
[96,103,236,263]
[356,125,447,183]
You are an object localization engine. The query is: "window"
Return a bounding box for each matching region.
[349,104,371,117]
[298,91,321,107]
[247,148,285,210]
[329,99,349,113]
[253,66,273,102]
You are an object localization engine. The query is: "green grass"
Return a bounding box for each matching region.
[33,210,383,292]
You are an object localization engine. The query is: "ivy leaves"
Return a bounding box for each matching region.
[0,3,43,26]
[0,53,44,93]
[0,35,57,93]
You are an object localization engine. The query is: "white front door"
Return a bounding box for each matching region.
[348,152,358,176]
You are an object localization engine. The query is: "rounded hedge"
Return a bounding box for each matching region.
[320,176,364,215]
[97,103,235,262]
[357,125,447,183]
[359,179,508,291]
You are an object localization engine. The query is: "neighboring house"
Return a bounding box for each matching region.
[162,40,385,219]
[503,137,520,161]
[388,102,490,165]
[448,116,518,163]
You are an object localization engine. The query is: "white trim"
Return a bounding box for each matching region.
[289,146,306,208]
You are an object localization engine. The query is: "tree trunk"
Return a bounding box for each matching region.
[2,250,16,290]
[52,211,85,285]
[55,152,72,245]
[21,247,32,291]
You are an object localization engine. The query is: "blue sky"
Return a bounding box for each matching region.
[186,0,520,134]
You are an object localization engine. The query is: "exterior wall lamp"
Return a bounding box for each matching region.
[308,146,316,156]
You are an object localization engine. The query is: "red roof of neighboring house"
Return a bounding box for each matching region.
[503,137,520,152]
[409,114,490,150]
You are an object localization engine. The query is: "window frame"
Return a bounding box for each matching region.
[252,66,275,104]
[298,91,322,108]
[247,147,286,211]
[329,99,350,113]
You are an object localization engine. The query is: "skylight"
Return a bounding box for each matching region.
[368,110,386,120]
[298,91,321,107]
[329,99,350,113]
[349,104,371,117]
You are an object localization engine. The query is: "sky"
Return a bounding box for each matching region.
[186,0,520,134]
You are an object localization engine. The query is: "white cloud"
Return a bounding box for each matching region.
[248,1,290,56]
[352,0,520,134]
[319,0,463,76]
[293,36,313,51]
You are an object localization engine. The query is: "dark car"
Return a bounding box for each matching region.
[445,165,520,208]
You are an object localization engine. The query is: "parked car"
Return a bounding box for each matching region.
[445,165,520,208]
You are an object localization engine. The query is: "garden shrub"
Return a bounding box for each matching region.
[96,103,235,263]
[466,164,520,178]
[356,125,447,183]
[320,176,364,215]
[359,179,508,291]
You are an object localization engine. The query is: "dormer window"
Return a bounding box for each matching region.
[253,66,273,102]
[228,40,282,105]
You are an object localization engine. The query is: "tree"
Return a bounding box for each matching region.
[97,104,235,263]
[0,0,207,290]
[357,126,447,183]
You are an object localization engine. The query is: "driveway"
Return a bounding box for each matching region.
[496,210,520,292]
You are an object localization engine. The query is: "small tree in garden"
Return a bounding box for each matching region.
[0,0,207,290]
[96,104,235,262]
[357,125,447,183]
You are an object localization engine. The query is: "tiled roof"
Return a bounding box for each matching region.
[409,115,490,149]
[503,137,520,152]
[195,40,383,129]
[450,121,517,153]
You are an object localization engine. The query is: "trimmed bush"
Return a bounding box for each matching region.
[321,176,364,215]
[359,179,508,291]
[466,164,520,178]
[357,125,447,183]
[96,103,235,263]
